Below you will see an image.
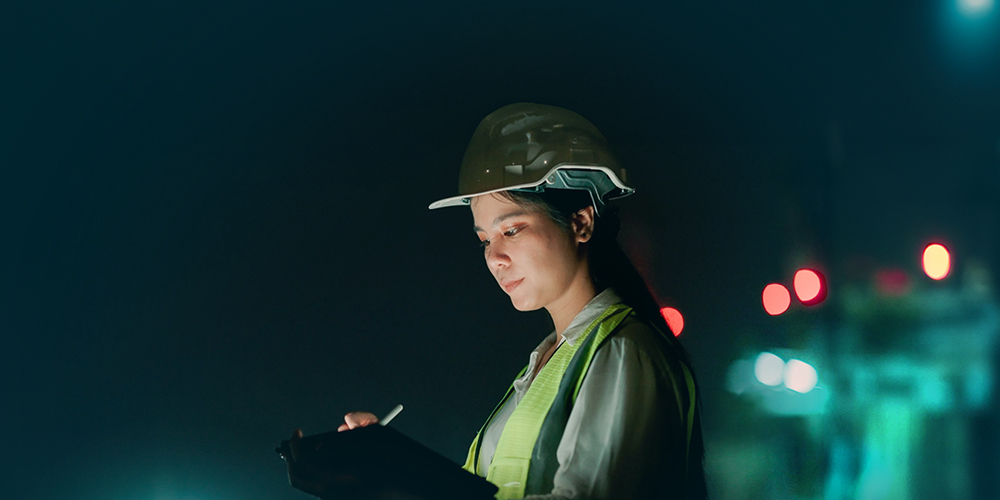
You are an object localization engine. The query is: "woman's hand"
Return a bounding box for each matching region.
[337,411,379,432]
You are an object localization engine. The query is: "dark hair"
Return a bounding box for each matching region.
[496,189,691,362]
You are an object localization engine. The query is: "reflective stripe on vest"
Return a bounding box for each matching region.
[462,366,527,473]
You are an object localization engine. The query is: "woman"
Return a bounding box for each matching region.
[299,103,706,499]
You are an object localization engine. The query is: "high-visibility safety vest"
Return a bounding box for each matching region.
[462,303,698,499]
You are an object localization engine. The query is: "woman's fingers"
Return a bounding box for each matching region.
[343,411,379,430]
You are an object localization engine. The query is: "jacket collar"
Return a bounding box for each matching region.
[560,287,622,347]
[513,287,622,399]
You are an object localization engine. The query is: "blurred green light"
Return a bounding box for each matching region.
[959,0,993,16]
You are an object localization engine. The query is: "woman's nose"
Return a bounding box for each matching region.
[485,239,511,270]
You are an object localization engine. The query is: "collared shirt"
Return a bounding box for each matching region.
[476,288,689,499]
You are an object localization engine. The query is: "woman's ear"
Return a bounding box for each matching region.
[572,206,596,244]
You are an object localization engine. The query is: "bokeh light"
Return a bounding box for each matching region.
[958,0,994,16]
[762,283,791,315]
[783,359,818,393]
[755,352,785,386]
[874,268,911,296]
[793,269,826,305]
[923,243,951,280]
[660,307,684,336]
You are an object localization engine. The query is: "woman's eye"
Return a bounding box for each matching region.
[477,226,521,250]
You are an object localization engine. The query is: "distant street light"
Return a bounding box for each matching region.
[958,0,994,17]
[755,352,785,386]
[793,269,827,305]
[762,283,791,315]
[659,307,684,336]
[783,359,818,393]
[922,243,952,280]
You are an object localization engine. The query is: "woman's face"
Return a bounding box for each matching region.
[471,194,591,312]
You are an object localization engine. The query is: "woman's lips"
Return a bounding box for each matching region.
[501,278,524,294]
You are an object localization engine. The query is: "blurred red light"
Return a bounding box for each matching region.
[762,284,791,315]
[793,269,827,305]
[874,268,911,296]
[794,269,821,301]
[660,307,684,336]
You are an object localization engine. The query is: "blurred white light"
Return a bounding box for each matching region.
[754,352,785,386]
[923,243,952,280]
[959,0,994,16]
[783,359,818,393]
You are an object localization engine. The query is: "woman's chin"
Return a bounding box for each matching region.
[509,294,544,312]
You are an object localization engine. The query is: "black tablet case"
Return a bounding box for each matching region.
[277,425,498,500]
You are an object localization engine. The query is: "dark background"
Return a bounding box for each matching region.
[3,1,999,499]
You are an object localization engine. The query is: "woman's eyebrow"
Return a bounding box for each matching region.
[473,210,530,232]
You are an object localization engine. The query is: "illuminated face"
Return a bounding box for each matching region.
[471,194,588,312]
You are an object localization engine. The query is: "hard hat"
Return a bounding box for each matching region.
[428,102,635,215]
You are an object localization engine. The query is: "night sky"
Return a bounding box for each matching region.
[4,1,1000,499]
